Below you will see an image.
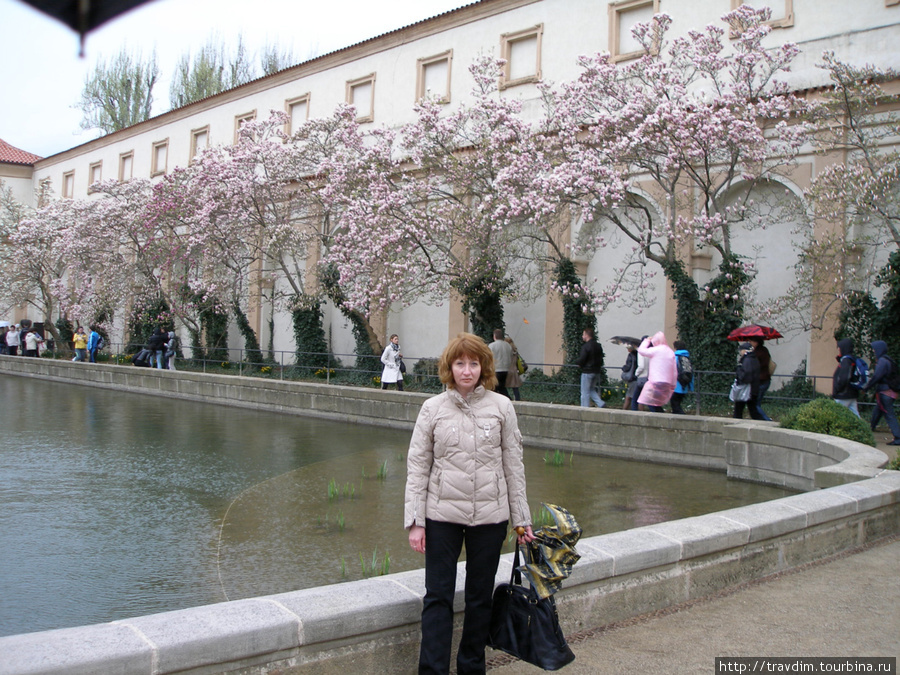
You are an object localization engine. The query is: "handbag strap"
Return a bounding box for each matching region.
[509,545,522,586]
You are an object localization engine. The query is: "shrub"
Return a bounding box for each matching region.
[780,397,876,447]
[887,451,900,472]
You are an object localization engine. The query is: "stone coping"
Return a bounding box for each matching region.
[0,358,897,674]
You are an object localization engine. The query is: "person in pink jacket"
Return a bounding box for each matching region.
[637,331,677,412]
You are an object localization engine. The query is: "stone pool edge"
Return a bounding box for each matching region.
[0,359,896,675]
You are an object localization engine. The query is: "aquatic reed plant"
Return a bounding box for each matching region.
[376,460,388,481]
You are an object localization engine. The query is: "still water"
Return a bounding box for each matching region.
[0,376,794,637]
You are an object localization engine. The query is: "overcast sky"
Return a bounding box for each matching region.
[0,0,473,158]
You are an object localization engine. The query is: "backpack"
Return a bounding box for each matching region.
[848,356,868,390]
[96,335,106,350]
[885,357,900,392]
[676,354,693,387]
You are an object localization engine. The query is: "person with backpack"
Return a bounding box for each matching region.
[863,340,900,446]
[87,325,101,363]
[671,340,693,415]
[832,338,864,417]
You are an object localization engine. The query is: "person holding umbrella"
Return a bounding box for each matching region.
[749,337,773,421]
[405,332,535,674]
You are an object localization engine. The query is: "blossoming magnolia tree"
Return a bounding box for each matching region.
[769,54,900,356]
[322,57,561,342]
[0,180,70,346]
[540,5,810,376]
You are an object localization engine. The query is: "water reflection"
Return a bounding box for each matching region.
[0,377,793,637]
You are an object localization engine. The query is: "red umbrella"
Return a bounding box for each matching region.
[727,324,783,342]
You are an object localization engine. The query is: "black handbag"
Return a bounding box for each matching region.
[488,546,575,670]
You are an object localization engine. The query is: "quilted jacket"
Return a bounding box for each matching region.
[404,386,531,530]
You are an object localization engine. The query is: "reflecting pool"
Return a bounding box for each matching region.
[0,376,794,636]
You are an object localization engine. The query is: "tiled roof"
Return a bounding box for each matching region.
[0,138,43,165]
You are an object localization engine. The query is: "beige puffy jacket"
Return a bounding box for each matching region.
[404,386,531,530]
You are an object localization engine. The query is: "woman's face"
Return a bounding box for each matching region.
[451,353,481,395]
[391,335,399,345]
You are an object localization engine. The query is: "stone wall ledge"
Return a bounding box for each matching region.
[1,358,897,674]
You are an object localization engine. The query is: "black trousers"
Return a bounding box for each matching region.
[495,372,510,399]
[419,519,507,675]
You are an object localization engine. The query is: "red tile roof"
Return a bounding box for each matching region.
[0,138,42,165]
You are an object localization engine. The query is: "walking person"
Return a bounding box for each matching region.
[72,326,88,362]
[380,333,404,391]
[165,331,179,371]
[405,332,535,675]
[578,328,606,408]
[504,336,523,401]
[637,332,676,413]
[489,328,513,399]
[832,338,861,418]
[749,337,773,421]
[5,324,20,356]
[862,340,900,445]
[87,326,101,363]
[147,327,167,369]
[630,335,650,411]
[733,342,764,420]
[671,340,693,414]
[620,343,638,410]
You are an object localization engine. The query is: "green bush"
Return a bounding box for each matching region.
[887,451,900,472]
[780,397,876,447]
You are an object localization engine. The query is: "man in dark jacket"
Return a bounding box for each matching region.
[863,340,900,445]
[147,327,168,370]
[578,328,606,408]
[832,338,861,418]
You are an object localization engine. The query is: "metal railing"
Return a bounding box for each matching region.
[30,342,858,417]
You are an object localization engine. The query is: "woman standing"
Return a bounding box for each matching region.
[380,334,404,391]
[405,332,535,674]
[733,342,764,420]
[23,329,43,357]
[504,336,523,401]
[637,332,677,412]
[72,326,88,362]
[166,331,179,371]
[5,324,20,356]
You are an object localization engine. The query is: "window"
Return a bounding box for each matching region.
[609,0,660,63]
[89,161,102,186]
[730,0,794,29]
[346,73,376,123]
[62,171,74,198]
[151,140,168,177]
[118,152,133,181]
[234,111,256,144]
[417,50,453,103]
[285,94,310,133]
[190,126,209,161]
[499,25,543,89]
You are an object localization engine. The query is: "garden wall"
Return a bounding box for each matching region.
[0,357,896,675]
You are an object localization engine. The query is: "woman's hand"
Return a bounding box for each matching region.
[515,525,536,546]
[409,525,426,554]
